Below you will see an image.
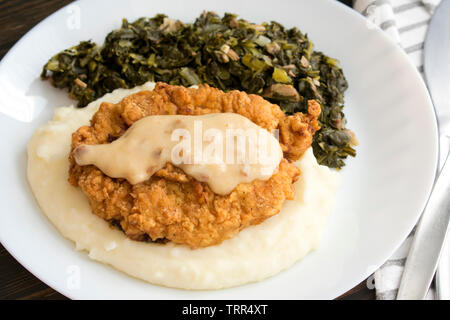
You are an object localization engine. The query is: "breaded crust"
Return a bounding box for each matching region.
[69,83,320,248]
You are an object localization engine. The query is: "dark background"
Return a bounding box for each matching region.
[0,0,373,300]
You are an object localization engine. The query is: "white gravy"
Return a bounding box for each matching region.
[74,113,282,195]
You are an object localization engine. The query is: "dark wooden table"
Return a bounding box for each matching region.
[0,0,374,300]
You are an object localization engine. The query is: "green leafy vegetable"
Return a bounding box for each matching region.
[41,12,357,168]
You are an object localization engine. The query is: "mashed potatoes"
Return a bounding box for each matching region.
[27,82,339,290]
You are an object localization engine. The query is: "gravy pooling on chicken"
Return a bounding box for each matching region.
[74,113,283,195]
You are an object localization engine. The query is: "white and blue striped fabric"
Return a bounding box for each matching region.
[353,0,441,300]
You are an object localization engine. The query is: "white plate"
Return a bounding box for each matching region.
[0,0,438,299]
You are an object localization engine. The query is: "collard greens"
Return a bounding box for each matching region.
[41,12,357,168]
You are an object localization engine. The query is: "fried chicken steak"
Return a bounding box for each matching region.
[69,83,321,248]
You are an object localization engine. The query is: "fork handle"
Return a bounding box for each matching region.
[397,152,450,299]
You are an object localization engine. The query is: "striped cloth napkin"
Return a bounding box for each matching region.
[353,0,441,300]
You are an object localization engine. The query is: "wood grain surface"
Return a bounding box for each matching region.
[0,0,374,300]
